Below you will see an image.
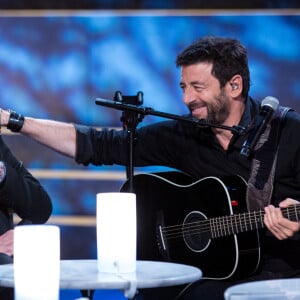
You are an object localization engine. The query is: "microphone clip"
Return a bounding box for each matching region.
[114,91,144,131]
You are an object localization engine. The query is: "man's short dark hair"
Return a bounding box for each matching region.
[176,36,250,98]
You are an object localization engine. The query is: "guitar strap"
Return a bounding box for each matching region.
[246,105,292,211]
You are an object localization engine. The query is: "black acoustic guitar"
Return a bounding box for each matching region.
[120,171,300,280]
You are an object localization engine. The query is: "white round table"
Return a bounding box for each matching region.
[0,259,202,299]
[224,278,300,299]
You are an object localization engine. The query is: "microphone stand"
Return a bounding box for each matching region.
[95,97,247,193]
[113,92,144,193]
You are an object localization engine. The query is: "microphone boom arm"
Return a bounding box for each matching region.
[95,98,246,135]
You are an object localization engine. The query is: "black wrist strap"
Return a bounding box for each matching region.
[7,110,25,132]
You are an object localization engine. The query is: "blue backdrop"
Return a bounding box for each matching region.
[0,10,299,299]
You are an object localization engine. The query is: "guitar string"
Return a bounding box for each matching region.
[163,210,300,241]
[162,212,266,240]
[161,205,300,235]
[162,210,300,240]
[160,205,300,241]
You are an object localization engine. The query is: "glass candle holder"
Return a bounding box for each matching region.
[96,192,136,273]
[14,225,60,300]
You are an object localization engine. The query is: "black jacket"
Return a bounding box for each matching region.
[0,136,52,263]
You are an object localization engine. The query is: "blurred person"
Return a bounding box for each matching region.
[0,122,52,299]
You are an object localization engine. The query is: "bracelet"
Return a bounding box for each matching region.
[7,110,25,132]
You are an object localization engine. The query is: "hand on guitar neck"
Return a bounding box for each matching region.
[264,198,300,240]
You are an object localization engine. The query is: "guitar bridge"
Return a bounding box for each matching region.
[156,210,170,261]
[158,225,166,250]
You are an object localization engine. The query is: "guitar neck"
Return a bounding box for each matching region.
[210,204,300,238]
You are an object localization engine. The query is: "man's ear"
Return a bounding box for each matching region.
[229,75,243,96]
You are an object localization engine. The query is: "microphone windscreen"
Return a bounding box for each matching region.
[261,96,279,110]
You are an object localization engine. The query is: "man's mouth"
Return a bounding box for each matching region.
[189,103,206,117]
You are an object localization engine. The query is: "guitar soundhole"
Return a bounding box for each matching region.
[183,211,210,253]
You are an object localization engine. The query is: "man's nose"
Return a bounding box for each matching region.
[183,88,197,105]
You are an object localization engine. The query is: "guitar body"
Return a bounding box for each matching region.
[120,171,260,280]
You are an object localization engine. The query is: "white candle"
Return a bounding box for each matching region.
[14,225,60,300]
[97,192,136,273]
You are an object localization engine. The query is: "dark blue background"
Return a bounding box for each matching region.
[0,11,299,299]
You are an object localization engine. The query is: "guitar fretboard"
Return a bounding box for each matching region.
[209,204,300,238]
[161,204,300,241]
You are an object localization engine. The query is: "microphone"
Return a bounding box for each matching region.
[240,96,279,157]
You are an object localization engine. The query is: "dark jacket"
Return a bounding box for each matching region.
[0,136,52,264]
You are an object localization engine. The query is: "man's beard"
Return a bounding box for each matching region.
[206,90,230,125]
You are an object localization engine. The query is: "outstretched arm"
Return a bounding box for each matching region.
[0,109,77,159]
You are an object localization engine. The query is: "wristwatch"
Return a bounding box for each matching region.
[0,161,6,184]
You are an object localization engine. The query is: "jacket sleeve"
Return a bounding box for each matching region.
[0,137,52,224]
